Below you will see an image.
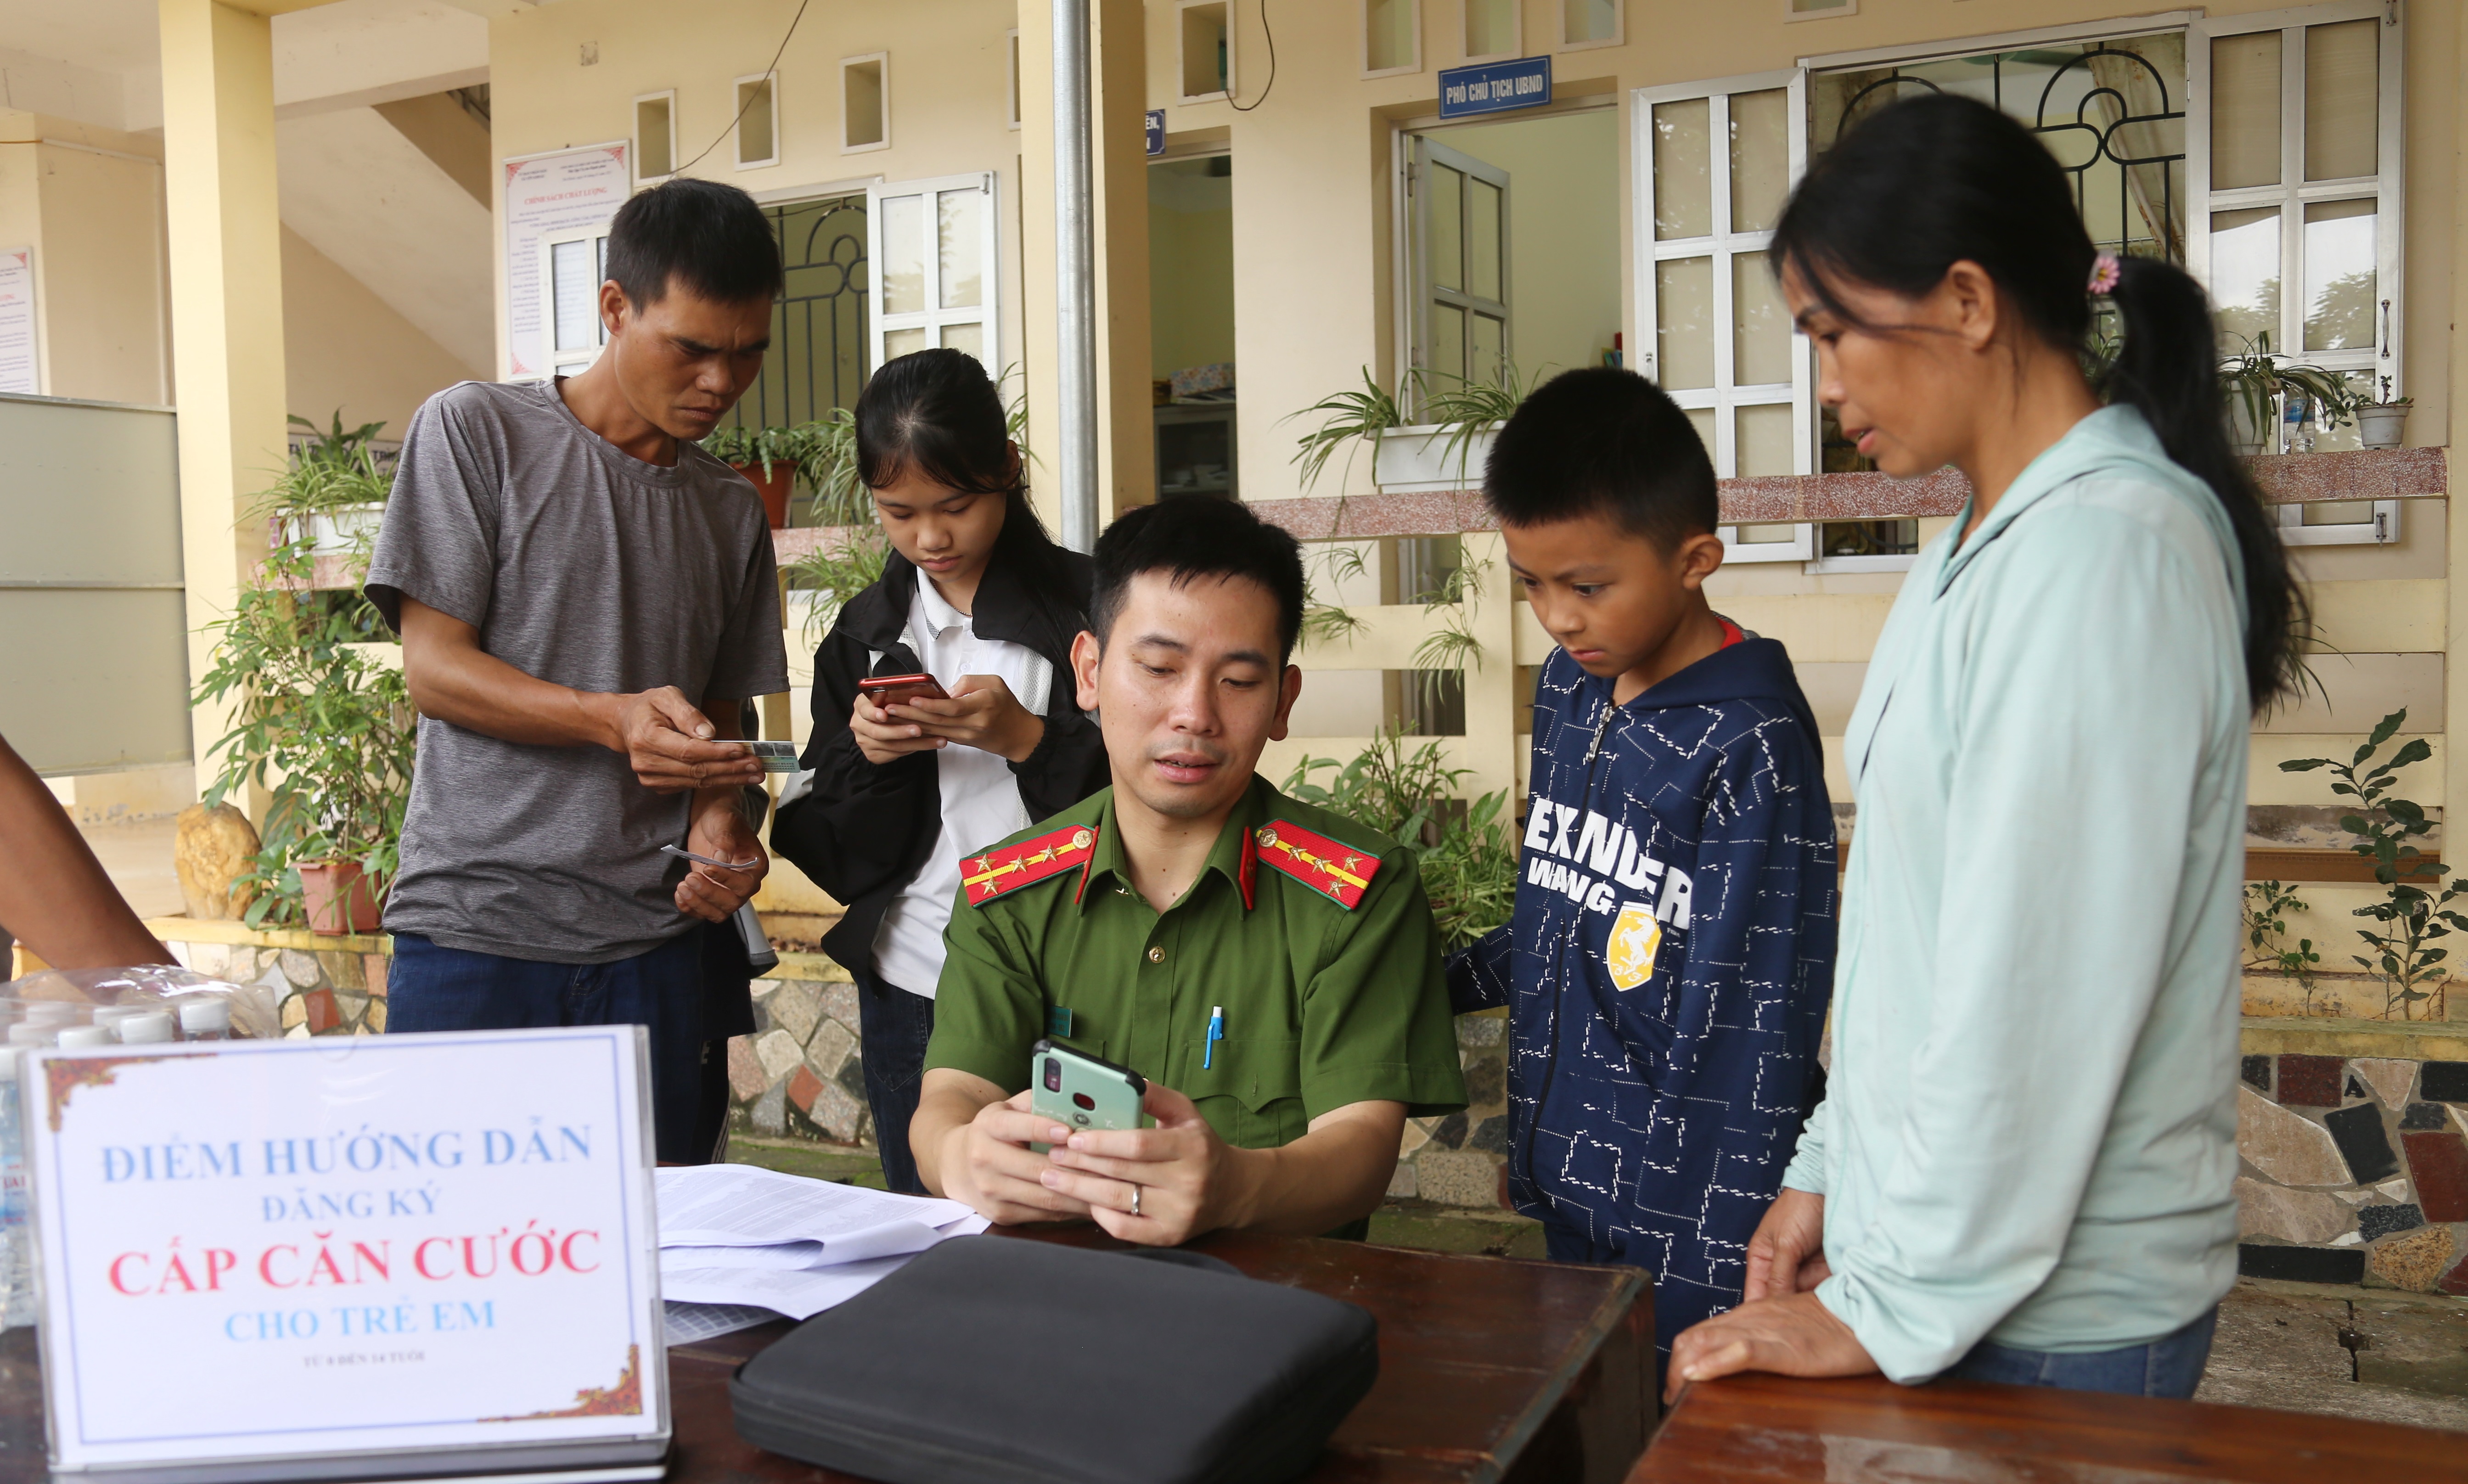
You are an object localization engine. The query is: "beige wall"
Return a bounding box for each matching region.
[0,115,173,408]
[281,223,482,441]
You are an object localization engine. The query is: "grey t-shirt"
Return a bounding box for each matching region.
[365,379,788,963]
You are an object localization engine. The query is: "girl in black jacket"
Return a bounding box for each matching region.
[770,349,1106,1192]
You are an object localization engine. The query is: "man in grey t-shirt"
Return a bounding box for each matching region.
[365,179,789,1162]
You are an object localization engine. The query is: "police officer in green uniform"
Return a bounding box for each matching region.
[911,498,1466,1245]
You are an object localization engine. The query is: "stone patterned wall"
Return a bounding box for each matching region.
[726,961,870,1145]
[160,933,389,1036]
[2237,1051,2468,1293]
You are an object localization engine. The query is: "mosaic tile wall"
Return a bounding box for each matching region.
[2237,1053,2468,1292]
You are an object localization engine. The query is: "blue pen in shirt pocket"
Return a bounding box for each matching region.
[1203,1006,1225,1069]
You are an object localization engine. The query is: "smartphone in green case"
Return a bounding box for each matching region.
[1029,1038,1148,1153]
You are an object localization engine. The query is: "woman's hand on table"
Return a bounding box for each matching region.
[1743,1187,1830,1302]
[1664,1292,1877,1404]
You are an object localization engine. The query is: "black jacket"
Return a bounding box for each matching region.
[770,548,1108,982]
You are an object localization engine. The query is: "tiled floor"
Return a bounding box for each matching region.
[728,1138,2468,1431]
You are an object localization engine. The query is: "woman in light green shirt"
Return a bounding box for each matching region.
[1666,95,2305,1401]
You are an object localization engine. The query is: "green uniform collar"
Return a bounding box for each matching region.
[1079,776,1268,914]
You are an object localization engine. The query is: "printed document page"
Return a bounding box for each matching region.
[655,1163,978,1249]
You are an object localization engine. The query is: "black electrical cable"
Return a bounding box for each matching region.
[1227,0,1276,112]
[674,0,815,175]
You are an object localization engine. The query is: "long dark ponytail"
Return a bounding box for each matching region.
[854,347,1078,607]
[1771,93,2305,711]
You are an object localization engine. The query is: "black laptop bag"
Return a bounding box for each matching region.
[728,1236,1380,1484]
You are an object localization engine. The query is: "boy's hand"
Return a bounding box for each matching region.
[849,692,947,765]
[894,675,1045,764]
[1742,1187,1830,1303]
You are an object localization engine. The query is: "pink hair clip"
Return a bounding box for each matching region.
[2087,252,2122,298]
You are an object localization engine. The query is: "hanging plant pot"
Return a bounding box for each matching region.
[1373,425,1498,493]
[731,462,795,529]
[2356,404,2410,450]
[298,860,384,937]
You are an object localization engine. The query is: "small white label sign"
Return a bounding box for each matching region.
[28,1028,665,1477]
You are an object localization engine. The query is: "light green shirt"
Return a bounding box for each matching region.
[1786,407,2245,1382]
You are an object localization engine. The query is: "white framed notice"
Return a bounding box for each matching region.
[0,247,39,395]
[502,143,631,382]
[27,1027,666,1483]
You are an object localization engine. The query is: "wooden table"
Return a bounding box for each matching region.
[1630,1370,2467,1482]
[0,1227,1653,1483]
[667,1226,1655,1484]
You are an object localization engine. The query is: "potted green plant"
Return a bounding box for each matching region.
[195,477,415,936]
[277,412,392,560]
[703,411,871,528]
[2217,333,2360,455]
[2356,376,2412,450]
[701,424,804,528]
[1287,367,1527,495]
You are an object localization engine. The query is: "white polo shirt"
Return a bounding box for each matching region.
[867,573,1051,997]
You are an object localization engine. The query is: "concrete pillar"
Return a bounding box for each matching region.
[158,0,297,793]
[1020,0,1155,535]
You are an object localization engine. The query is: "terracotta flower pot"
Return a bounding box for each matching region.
[731,462,794,529]
[298,860,384,937]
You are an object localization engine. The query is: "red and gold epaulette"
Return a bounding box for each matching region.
[1253,820,1381,910]
[962,824,1099,906]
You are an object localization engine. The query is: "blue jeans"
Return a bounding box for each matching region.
[1942,1307,2218,1399]
[387,931,712,1165]
[854,968,935,1195]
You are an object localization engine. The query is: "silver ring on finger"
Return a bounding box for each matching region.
[1130,1185,1142,1219]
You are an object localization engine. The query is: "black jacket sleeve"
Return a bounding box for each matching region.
[1008,662,1110,819]
[768,618,939,908]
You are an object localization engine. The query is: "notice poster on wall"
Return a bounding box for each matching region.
[0,247,39,395]
[27,1027,667,1482]
[502,143,630,381]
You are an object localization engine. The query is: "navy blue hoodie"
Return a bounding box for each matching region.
[1449,631,1836,1364]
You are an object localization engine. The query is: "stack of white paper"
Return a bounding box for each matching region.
[656,1164,989,1343]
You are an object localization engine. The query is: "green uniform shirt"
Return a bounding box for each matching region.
[927,774,1467,1150]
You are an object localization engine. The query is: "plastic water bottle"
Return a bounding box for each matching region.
[0,1050,30,1328]
[178,1000,231,1042]
[55,1027,111,1050]
[117,1013,174,1046]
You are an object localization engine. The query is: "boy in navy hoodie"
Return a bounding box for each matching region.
[1450,368,1835,1382]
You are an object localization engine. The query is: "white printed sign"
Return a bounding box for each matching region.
[27,1028,665,1481]
[502,143,630,381]
[0,247,39,395]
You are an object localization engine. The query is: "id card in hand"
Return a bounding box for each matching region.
[749,740,801,773]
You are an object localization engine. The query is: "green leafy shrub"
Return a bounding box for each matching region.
[1282,731,1517,952]
[194,415,415,927]
[2281,708,2462,1020]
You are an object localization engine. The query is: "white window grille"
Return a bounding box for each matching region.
[540,223,613,378]
[2277,498,2400,545]
[1632,68,1810,562]
[868,173,1001,377]
[2189,1,2405,427]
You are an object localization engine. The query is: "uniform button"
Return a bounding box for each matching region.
[1147,946,1164,963]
